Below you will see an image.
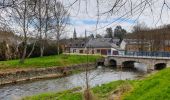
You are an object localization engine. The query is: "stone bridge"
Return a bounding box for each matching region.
[104,55,170,70]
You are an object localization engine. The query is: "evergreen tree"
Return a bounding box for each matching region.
[114,25,127,41]
[104,27,113,38]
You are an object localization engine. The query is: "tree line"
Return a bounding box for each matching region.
[94,25,127,40]
[0,29,62,61]
[0,0,69,63]
[126,23,170,52]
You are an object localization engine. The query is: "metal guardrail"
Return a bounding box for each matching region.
[108,51,170,60]
[124,51,170,57]
[108,55,170,60]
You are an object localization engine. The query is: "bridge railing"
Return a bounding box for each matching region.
[114,51,170,57]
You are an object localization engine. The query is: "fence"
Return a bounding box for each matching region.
[117,51,170,57]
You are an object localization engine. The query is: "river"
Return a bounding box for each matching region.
[0,67,142,100]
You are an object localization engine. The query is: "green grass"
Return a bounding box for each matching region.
[22,88,83,100]
[123,68,170,100]
[92,80,125,98]
[0,54,101,69]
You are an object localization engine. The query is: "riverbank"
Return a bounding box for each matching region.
[0,54,101,71]
[0,67,138,100]
[22,68,170,100]
[0,63,96,86]
[22,87,83,100]
[0,54,101,85]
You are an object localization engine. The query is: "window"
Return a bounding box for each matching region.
[97,49,100,53]
[73,49,76,53]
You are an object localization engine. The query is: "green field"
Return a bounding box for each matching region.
[0,54,101,69]
[22,68,170,100]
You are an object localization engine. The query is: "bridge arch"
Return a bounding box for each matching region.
[109,59,117,67]
[154,63,167,70]
[122,60,148,71]
[122,60,136,68]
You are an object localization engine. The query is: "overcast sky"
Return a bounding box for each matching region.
[60,0,170,38]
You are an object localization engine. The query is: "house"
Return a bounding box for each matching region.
[121,39,150,52]
[64,38,121,55]
[112,37,120,46]
[64,38,87,53]
[163,40,170,52]
[85,38,121,55]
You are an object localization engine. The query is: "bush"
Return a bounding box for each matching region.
[0,41,18,61]
[0,40,62,61]
[26,41,62,58]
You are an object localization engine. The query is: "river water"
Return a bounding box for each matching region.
[0,67,142,100]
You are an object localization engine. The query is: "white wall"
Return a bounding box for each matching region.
[120,40,126,50]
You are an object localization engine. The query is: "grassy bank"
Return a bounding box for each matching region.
[123,68,170,100]
[22,80,127,100]
[22,87,83,100]
[0,54,101,70]
[22,68,170,100]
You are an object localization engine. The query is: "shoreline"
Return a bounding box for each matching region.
[0,63,96,86]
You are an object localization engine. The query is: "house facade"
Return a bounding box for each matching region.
[85,38,120,55]
[65,38,121,55]
[121,39,150,52]
[64,38,87,53]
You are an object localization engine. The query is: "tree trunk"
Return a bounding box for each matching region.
[57,41,60,55]
[39,0,44,57]
[19,0,27,64]
[57,31,60,55]
[27,41,36,58]
[40,45,44,57]
[20,43,27,63]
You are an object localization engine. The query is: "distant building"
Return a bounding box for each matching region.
[64,38,121,55]
[112,37,120,46]
[85,38,120,55]
[164,40,170,52]
[121,39,150,51]
[63,38,87,53]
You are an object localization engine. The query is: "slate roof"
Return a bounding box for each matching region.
[68,38,87,48]
[86,38,119,48]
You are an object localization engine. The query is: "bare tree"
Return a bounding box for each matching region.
[32,0,45,57]
[30,0,55,57]
[52,1,70,55]
[9,0,36,63]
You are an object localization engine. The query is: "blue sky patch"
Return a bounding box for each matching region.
[70,17,136,25]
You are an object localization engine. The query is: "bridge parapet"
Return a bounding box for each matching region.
[105,55,170,71]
